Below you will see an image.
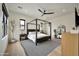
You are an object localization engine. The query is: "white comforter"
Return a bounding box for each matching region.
[27,32,49,43]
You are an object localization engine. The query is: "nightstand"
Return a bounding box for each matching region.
[20,34,27,41]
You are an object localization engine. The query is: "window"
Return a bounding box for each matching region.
[20,19,25,30]
[2,14,7,37]
[2,3,8,37]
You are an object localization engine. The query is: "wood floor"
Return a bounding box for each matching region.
[5,41,61,56]
[5,41,26,56]
[48,45,61,56]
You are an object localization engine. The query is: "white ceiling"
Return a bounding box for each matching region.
[6,3,78,18]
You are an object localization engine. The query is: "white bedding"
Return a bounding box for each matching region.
[27,32,49,43]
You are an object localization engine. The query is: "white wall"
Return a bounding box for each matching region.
[8,8,75,40]
[0,35,8,56]
[39,12,75,38]
[10,12,75,40]
[8,11,34,41]
[51,12,75,35]
[0,3,8,56]
[0,4,3,40]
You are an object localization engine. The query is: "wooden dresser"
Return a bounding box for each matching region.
[61,32,79,56]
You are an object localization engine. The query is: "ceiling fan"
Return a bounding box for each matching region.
[38,9,54,16]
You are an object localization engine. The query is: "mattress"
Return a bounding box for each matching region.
[27,32,49,43]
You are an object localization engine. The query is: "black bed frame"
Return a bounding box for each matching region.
[27,19,51,46]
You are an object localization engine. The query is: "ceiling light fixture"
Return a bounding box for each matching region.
[18,6,23,9]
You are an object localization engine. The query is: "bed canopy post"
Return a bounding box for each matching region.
[27,23,28,35]
[27,18,51,46]
[49,22,51,40]
[39,25,40,31]
[36,19,38,46]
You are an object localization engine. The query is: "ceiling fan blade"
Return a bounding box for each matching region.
[38,9,43,13]
[41,13,44,16]
[45,12,54,14]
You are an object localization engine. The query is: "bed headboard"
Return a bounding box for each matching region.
[27,29,39,32]
[27,29,40,34]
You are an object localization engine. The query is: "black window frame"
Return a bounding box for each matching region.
[20,19,25,31]
[2,3,8,37]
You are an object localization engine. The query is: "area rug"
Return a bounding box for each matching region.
[21,39,60,56]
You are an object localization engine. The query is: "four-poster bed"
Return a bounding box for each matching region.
[27,19,51,46]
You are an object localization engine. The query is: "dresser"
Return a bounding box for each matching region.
[61,32,79,56]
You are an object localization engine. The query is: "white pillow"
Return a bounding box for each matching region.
[28,32,32,35]
[29,32,36,35]
[32,32,36,34]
